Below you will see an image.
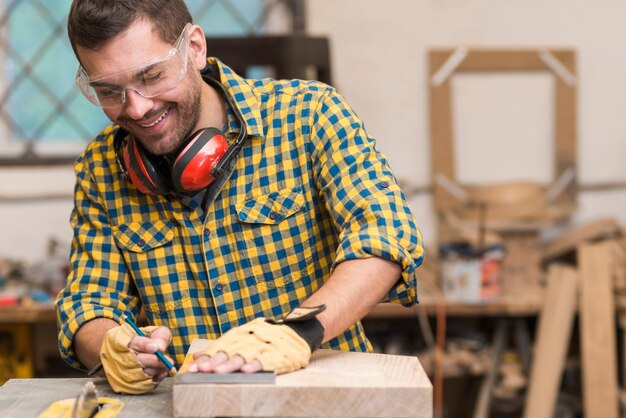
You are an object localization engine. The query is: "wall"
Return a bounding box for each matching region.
[0,167,74,262]
[307,0,626,243]
[2,0,626,262]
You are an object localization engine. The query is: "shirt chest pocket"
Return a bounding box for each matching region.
[112,220,190,314]
[235,187,314,287]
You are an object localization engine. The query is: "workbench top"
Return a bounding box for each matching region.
[0,377,173,417]
[2,348,433,418]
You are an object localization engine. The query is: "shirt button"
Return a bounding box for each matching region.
[379,181,390,189]
[268,211,279,220]
[136,239,146,247]
[215,283,224,292]
[204,229,211,238]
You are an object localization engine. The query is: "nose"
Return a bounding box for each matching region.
[122,89,154,120]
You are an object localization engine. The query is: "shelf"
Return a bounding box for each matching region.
[369,291,546,318]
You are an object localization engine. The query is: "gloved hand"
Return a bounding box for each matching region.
[100,323,171,394]
[195,305,326,375]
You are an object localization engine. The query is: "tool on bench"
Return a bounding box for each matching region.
[70,381,100,418]
[175,370,276,384]
[175,339,276,384]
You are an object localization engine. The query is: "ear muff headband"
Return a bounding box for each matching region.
[113,67,248,195]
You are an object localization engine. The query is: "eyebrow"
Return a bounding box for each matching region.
[89,61,166,88]
[89,80,121,89]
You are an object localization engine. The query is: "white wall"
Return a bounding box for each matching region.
[0,168,74,262]
[307,0,626,243]
[2,0,626,262]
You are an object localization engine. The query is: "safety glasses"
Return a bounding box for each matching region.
[76,23,192,108]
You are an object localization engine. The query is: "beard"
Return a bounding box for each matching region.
[115,71,203,157]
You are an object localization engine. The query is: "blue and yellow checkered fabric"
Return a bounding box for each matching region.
[55,58,424,370]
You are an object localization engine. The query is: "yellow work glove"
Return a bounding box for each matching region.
[100,323,159,394]
[202,305,326,375]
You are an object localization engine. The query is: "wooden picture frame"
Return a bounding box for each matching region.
[428,48,577,239]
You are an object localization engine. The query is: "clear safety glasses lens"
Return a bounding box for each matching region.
[76,24,191,108]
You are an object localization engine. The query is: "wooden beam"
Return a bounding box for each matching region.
[542,218,621,262]
[523,264,578,418]
[553,51,577,208]
[429,50,456,214]
[579,241,619,418]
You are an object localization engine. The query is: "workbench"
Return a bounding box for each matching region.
[0,377,172,417]
[0,298,537,417]
[1,330,434,417]
[0,303,57,381]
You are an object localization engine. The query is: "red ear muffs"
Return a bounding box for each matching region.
[117,127,229,195]
[171,127,229,193]
[114,69,247,196]
[123,136,173,195]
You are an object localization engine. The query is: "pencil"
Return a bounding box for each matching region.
[87,315,178,376]
[124,314,177,374]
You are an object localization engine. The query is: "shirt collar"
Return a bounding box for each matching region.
[208,57,264,140]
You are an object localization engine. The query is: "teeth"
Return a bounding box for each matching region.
[140,110,168,128]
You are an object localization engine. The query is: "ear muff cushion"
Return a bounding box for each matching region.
[171,127,229,193]
[123,138,172,195]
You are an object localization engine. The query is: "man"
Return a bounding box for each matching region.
[56,0,424,394]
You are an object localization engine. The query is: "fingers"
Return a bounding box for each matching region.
[128,326,171,354]
[136,352,175,374]
[189,350,229,373]
[128,328,174,378]
[149,326,173,351]
[188,351,263,374]
[240,360,263,373]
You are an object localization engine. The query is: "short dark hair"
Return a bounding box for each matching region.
[68,0,193,58]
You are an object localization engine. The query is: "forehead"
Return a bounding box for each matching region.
[77,19,172,79]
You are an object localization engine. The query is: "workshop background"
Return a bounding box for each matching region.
[1,1,626,417]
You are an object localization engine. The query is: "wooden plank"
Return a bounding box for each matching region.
[542,218,621,261]
[173,340,433,418]
[553,52,577,209]
[611,236,626,292]
[429,50,456,215]
[460,50,547,70]
[431,49,574,71]
[523,264,578,418]
[579,241,619,418]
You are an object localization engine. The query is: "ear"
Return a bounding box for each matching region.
[187,24,208,70]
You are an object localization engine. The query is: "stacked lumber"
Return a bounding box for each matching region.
[523,218,624,418]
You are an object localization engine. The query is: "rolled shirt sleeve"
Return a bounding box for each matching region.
[310,88,424,306]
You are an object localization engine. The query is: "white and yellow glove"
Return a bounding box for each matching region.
[201,305,326,375]
[100,323,160,394]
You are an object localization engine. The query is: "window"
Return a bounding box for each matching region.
[0,0,295,165]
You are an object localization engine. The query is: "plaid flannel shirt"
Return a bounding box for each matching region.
[55,58,424,370]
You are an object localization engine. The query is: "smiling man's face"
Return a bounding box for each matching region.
[77,19,204,156]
